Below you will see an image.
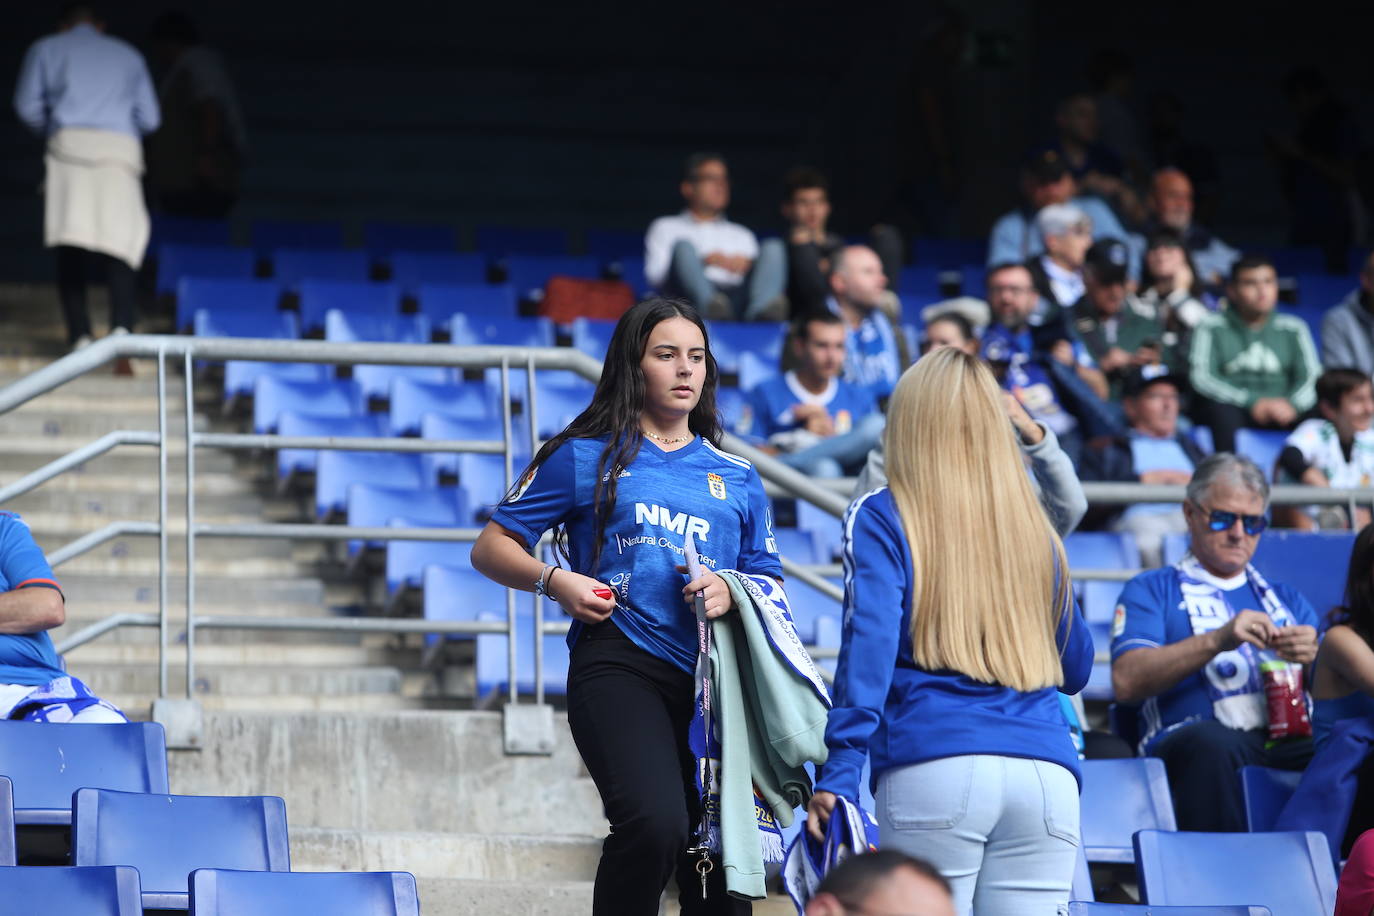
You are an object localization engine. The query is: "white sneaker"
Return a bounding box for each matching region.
[109,326,130,337]
[71,334,94,352]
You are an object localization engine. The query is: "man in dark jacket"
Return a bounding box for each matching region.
[1071,239,1170,399]
[1081,365,1205,565]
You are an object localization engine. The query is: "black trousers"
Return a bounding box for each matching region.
[1193,396,1296,456]
[1152,720,1313,832]
[55,245,136,343]
[567,621,750,916]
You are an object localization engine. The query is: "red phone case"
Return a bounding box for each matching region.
[593,588,613,599]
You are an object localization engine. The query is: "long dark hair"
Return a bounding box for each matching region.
[510,297,722,574]
[1331,524,1374,641]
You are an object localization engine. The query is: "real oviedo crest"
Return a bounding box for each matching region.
[707,472,727,500]
[512,466,538,502]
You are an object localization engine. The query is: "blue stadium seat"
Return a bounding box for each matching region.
[1161,534,1188,567]
[1233,428,1287,477]
[1067,905,1271,915]
[1191,424,1214,455]
[898,265,942,299]
[253,377,362,435]
[450,315,555,349]
[570,317,617,359]
[716,386,751,438]
[250,218,344,253]
[771,527,821,565]
[1270,247,1327,275]
[911,237,987,268]
[151,215,232,249]
[737,350,776,392]
[177,277,283,334]
[812,613,842,675]
[475,611,569,698]
[0,777,13,863]
[0,865,142,915]
[0,721,168,827]
[475,225,569,257]
[72,788,290,911]
[1064,532,1139,572]
[156,244,255,296]
[189,868,419,916]
[1080,579,1124,625]
[389,253,488,294]
[1251,530,1355,619]
[386,524,475,596]
[271,248,370,287]
[1071,844,1094,903]
[418,413,524,486]
[616,255,648,296]
[899,294,934,328]
[456,452,528,517]
[299,281,403,333]
[797,501,844,562]
[316,452,426,519]
[782,576,841,644]
[388,378,493,437]
[584,228,643,260]
[194,307,297,341]
[1239,765,1302,832]
[322,309,449,401]
[708,322,787,374]
[276,411,385,481]
[345,483,462,553]
[1133,829,1336,913]
[416,283,517,328]
[422,565,510,642]
[226,362,328,403]
[1080,578,1124,701]
[1293,273,1354,310]
[503,255,601,300]
[1079,758,1176,863]
[363,221,456,256]
[525,380,593,439]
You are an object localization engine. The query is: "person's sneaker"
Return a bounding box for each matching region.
[108,326,130,337]
[71,334,94,352]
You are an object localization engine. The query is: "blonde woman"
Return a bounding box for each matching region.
[806,347,1093,915]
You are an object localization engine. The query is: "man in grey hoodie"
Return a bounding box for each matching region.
[1321,250,1374,374]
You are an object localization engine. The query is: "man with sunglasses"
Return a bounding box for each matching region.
[1111,453,1320,832]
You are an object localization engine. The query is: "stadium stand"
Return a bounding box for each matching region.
[363,221,457,257]
[1133,830,1337,912]
[1079,758,1177,864]
[189,869,421,916]
[156,244,255,297]
[388,253,488,292]
[0,866,143,915]
[1239,766,1303,833]
[270,248,370,287]
[344,483,463,554]
[415,282,517,330]
[177,277,283,334]
[275,410,385,482]
[315,451,428,519]
[250,219,346,253]
[252,377,363,435]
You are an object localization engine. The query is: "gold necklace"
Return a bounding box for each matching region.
[643,429,693,445]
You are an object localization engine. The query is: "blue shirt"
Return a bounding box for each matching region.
[1122,434,1194,519]
[491,436,782,672]
[14,24,160,138]
[815,488,1093,800]
[747,372,877,442]
[1111,565,1318,750]
[0,513,66,686]
[981,325,1080,439]
[826,298,902,401]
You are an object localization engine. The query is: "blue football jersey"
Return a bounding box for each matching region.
[0,512,66,686]
[491,436,782,671]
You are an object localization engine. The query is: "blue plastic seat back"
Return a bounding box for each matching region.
[271,248,370,287]
[177,277,283,334]
[1240,765,1303,832]
[796,500,844,563]
[1080,579,1124,626]
[911,237,987,269]
[503,255,601,299]
[1067,904,1272,915]
[298,281,402,333]
[316,452,426,519]
[1161,534,1188,566]
[771,527,820,565]
[737,351,777,392]
[0,865,142,915]
[898,265,942,299]
[386,526,475,595]
[1233,428,1287,478]
[1191,424,1215,455]
[388,378,493,436]
[708,322,787,374]
[1133,829,1337,913]
[450,315,555,349]
[613,255,649,296]
[388,252,487,292]
[354,365,452,404]
[1079,758,1176,863]
[780,575,840,644]
[151,216,232,249]
[253,377,362,435]
[345,484,461,553]
[418,413,523,485]
[570,317,617,359]
[226,361,329,402]
[716,386,750,438]
[193,308,297,342]
[324,310,428,344]
[364,221,455,256]
[156,244,254,296]
[251,219,344,253]
[72,789,290,910]
[1064,531,1139,572]
[475,225,569,257]
[474,610,569,697]
[0,776,14,864]
[276,411,383,479]
[0,722,168,826]
[416,283,516,326]
[423,565,510,629]
[1250,530,1355,620]
[457,452,527,517]
[189,868,419,916]
[527,381,593,439]
[584,228,642,260]
[1292,273,1354,310]
[1071,843,1094,902]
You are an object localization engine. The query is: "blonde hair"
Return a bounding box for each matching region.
[883,348,1071,691]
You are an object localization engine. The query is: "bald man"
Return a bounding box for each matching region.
[826,245,904,402]
[1143,168,1238,288]
[805,851,956,916]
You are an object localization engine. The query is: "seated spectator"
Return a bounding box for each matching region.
[1081,366,1204,566]
[1274,367,1374,530]
[980,262,1120,464]
[1111,453,1319,831]
[0,511,125,722]
[1069,238,1170,398]
[1033,91,1144,224]
[920,310,979,356]
[1027,203,1095,322]
[1320,249,1374,375]
[779,167,903,318]
[644,152,786,320]
[1136,228,1215,352]
[1138,168,1239,289]
[826,245,904,403]
[1188,254,1321,454]
[747,313,883,478]
[804,850,955,916]
[987,150,1133,268]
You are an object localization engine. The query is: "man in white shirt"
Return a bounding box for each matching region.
[644,152,786,320]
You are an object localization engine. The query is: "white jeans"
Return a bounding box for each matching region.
[876,754,1079,916]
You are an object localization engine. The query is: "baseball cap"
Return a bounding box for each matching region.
[1084,238,1131,284]
[1037,203,1090,240]
[1024,149,1070,186]
[1122,363,1182,398]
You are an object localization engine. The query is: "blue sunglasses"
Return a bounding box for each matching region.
[1193,501,1268,535]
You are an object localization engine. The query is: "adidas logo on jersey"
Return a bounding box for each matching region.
[1222,342,1283,375]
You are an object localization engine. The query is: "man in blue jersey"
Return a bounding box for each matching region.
[1111,453,1319,831]
[825,245,903,404]
[747,312,882,478]
[0,511,125,722]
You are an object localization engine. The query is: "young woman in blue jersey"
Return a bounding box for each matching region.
[472,297,781,915]
[805,347,1093,915]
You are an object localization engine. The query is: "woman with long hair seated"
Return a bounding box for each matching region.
[806,347,1093,914]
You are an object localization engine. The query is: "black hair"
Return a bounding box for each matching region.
[816,850,951,907]
[1140,228,1206,299]
[1229,253,1276,284]
[782,166,829,201]
[509,298,722,575]
[683,152,726,183]
[985,261,1032,286]
[924,310,975,343]
[1330,523,1374,638]
[792,310,844,342]
[1317,367,1372,409]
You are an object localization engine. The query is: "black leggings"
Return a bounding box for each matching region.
[55,245,136,343]
[567,621,750,915]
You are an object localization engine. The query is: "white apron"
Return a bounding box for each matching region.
[44,127,150,269]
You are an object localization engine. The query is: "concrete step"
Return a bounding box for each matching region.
[412,877,592,916]
[4,489,265,518]
[56,573,327,607]
[291,827,600,882]
[0,411,208,439]
[102,692,450,717]
[168,710,608,836]
[0,447,238,478]
[67,661,406,699]
[64,641,407,668]
[0,471,258,496]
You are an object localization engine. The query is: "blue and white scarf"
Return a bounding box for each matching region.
[7,676,127,723]
[781,795,880,913]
